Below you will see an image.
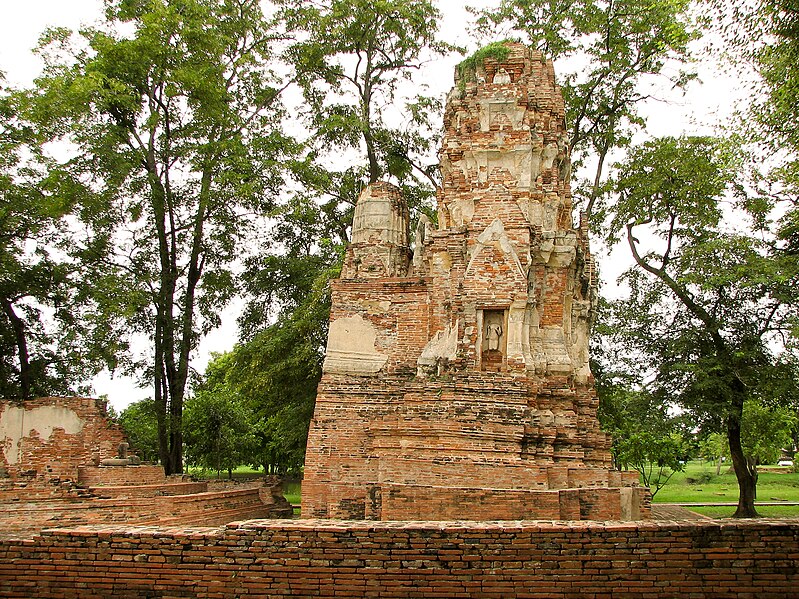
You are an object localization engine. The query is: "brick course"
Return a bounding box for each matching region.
[0,486,291,540]
[0,519,796,598]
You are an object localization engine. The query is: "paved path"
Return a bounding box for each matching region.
[651,504,713,521]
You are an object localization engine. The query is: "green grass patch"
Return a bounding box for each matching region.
[651,460,799,504]
[187,465,264,480]
[283,480,301,505]
[456,40,518,90]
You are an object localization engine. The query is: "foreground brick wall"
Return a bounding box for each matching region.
[0,519,796,598]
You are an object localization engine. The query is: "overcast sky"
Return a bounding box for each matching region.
[0,0,743,410]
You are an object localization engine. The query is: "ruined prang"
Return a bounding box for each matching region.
[302,43,649,520]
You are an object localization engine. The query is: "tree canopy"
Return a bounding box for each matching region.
[25,0,294,473]
[603,134,796,516]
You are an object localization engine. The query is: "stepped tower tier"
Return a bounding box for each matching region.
[301,42,649,521]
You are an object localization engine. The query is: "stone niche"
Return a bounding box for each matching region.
[302,42,649,521]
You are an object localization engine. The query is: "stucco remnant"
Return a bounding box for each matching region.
[0,404,84,465]
[323,315,388,375]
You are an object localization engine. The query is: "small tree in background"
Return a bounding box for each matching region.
[615,431,687,497]
[117,398,160,463]
[741,400,797,467]
[183,387,256,479]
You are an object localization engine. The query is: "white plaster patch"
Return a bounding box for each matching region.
[0,404,85,465]
[323,315,388,375]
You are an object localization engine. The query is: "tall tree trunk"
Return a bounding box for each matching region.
[168,389,183,474]
[1,299,31,401]
[154,320,172,473]
[728,412,759,517]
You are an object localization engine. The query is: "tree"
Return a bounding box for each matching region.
[474,0,697,218]
[279,0,451,186]
[607,135,794,517]
[698,432,728,475]
[117,397,160,462]
[0,80,122,400]
[595,352,689,497]
[740,400,797,467]
[30,0,293,473]
[615,431,687,497]
[183,384,256,479]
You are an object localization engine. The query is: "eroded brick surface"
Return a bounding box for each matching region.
[0,397,293,537]
[0,397,127,484]
[303,43,647,520]
[0,519,797,598]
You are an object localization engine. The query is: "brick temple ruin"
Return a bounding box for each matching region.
[0,396,291,538]
[302,43,649,520]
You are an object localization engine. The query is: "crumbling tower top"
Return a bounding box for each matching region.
[438,42,573,233]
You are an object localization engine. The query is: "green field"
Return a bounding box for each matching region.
[283,480,301,505]
[187,465,264,479]
[651,460,799,518]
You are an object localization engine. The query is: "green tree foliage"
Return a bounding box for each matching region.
[29,0,293,473]
[698,432,728,475]
[0,81,123,400]
[702,0,799,342]
[233,264,332,474]
[741,400,797,466]
[474,0,697,217]
[116,398,160,462]
[183,383,256,479]
[615,431,687,497]
[607,135,795,517]
[696,401,796,477]
[279,0,451,186]
[595,353,689,497]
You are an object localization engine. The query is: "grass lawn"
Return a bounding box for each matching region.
[187,465,264,479]
[651,460,799,518]
[283,480,301,505]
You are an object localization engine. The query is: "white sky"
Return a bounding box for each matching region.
[0,0,744,411]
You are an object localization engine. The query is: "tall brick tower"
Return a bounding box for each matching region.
[302,43,649,520]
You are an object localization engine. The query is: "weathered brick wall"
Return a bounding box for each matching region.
[86,480,208,499]
[77,465,168,487]
[377,483,649,521]
[0,519,796,598]
[0,397,127,482]
[304,370,635,520]
[0,487,290,539]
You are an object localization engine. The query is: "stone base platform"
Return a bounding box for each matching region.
[303,372,647,520]
[303,481,649,520]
